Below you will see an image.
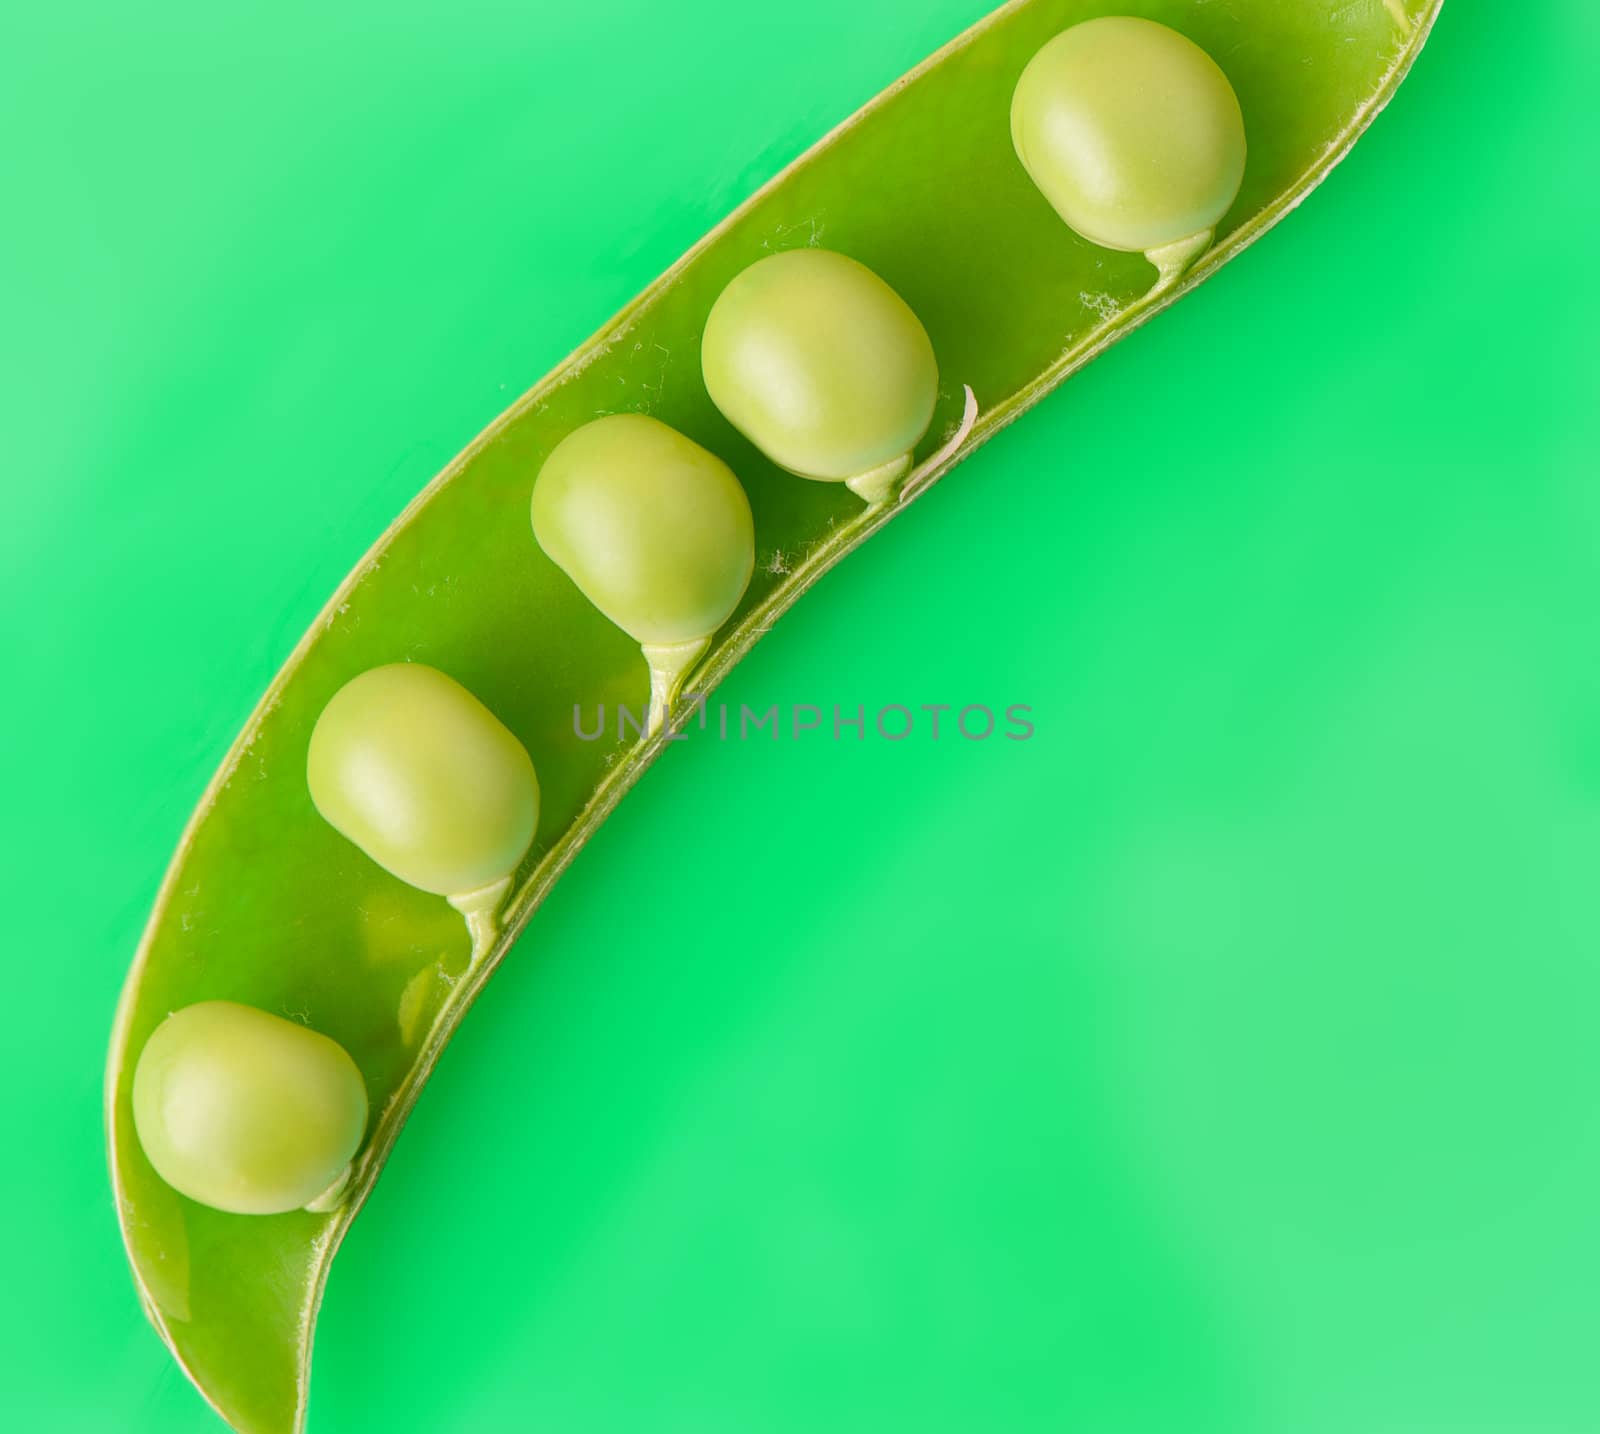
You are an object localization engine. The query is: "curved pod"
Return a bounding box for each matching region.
[105,2,1443,1430]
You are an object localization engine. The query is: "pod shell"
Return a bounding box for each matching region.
[1010,17,1246,253]
[307,663,540,897]
[531,413,755,647]
[701,248,939,484]
[132,1001,369,1216]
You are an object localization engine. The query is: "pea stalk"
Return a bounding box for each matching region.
[842,452,913,506]
[1146,229,1215,292]
[643,637,711,735]
[446,875,514,966]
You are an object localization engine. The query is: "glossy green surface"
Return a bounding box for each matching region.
[307,663,539,899]
[96,1,1443,1429]
[133,1003,368,1218]
[531,415,755,648]
[1012,17,1247,255]
[702,249,939,487]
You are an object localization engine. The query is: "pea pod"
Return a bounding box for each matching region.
[105,2,1442,1430]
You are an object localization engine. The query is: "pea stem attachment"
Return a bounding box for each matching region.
[448,875,513,966]
[1145,229,1213,293]
[643,636,712,736]
[303,1162,354,1214]
[844,452,914,507]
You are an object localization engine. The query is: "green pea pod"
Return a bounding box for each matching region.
[105,1,1443,1429]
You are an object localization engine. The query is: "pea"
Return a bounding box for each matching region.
[701,248,939,505]
[1010,17,1246,285]
[307,663,539,953]
[532,413,754,732]
[132,1002,368,1216]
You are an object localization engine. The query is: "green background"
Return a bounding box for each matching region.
[4,1,1597,1429]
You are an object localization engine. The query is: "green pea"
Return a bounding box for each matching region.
[307,663,539,953]
[701,248,939,505]
[133,1001,368,1216]
[532,413,754,733]
[1010,17,1246,285]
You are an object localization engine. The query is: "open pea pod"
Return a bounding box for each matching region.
[106,0,1443,1428]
